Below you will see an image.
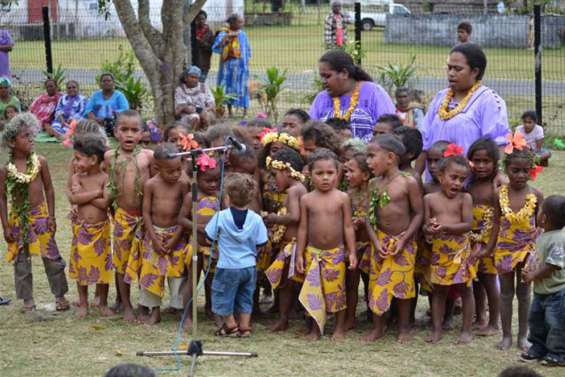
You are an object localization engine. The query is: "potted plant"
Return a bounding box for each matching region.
[211,86,236,119]
[257,67,287,123]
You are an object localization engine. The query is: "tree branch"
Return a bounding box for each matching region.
[138,0,164,55]
[183,0,208,24]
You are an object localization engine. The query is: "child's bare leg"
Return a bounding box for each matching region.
[362,312,386,342]
[397,299,412,343]
[116,273,134,321]
[332,310,347,341]
[181,271,193,331]
[97,284,114,316]
[144,307,161,325]
[344,268,361,331]
[305,321,322,341]
[515,267,531,352]
[457,284,474,344]
[476,273,500,336]
[110,273,122,311]
[427,285,448,343]
[271,282,293,332]
[443,298,455,330]
[77,284,88,318]
[497,271,515,350]
[473,280,488,327]
[410,280,419,325]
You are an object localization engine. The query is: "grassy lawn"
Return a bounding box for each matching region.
[1,144,565,377]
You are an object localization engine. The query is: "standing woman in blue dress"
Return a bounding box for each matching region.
[213,14,251,117]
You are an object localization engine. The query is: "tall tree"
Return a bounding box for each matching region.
[103,0,207,126]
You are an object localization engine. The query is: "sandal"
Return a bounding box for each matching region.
[540,355,565,367]
[215,325,239,337]
[0,297,10,306]
[238,328,252,338]
[56,297,70,311]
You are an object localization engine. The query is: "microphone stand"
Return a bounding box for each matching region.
[136,144,257,377]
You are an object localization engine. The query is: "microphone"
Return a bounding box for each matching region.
[225,136,246,152]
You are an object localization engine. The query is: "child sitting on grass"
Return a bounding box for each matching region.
[205,173,268,337]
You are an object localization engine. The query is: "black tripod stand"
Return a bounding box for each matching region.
[136,142,257,376]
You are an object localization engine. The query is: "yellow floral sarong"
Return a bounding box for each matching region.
[265,239,297,289]
[69,218,113,285]
[298,245,347,334]
[430,233,476,287]
[5,202,62,262]
[194,195,220,273]
[112,207,143,274]
[494,215,537,274]
[363,230,416,316]
[471,205,497,275]
[124,225,186,297]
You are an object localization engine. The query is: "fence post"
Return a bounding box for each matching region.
[354,2,361,65]
[534,5,542,124]
[42,6,53,75]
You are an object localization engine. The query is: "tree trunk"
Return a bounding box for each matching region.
[112,0,206,127]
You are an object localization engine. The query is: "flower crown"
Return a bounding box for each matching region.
[443,143,464,157]
[196,153,217,172]
[504,132,527,155]
[179,132,200,151]
[261,131,300,150]
[266,156,305,182]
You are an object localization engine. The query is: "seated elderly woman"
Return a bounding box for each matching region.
[50,80,87,139]
[30,79,62,136]
[174,65,215,130]
[0,77,20,131]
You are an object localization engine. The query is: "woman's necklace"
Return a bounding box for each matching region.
[438,81,481,121]
[333,82,360,121]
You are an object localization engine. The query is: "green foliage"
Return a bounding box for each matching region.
[43,64,66,90]
[257,67,287,122]
[211,86,237,117]
[343,40,367,65]
[98,45,148,110]
[302,72,324,105]
[376,55,417,95]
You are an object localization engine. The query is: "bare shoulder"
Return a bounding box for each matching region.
[460,192,473,203]
[532,187,544,202]
[37,154,48,166]
[288,183,307,197]
[104,149,114,161]
[402,174,419,189]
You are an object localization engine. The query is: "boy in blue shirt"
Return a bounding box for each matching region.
[205,173,268,337]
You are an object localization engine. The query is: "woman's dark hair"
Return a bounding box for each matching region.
[301,121,341,154]
[350,152,371,176]
[284,108,310,124]
[393,126,423,161]
[319,49,373,82]
[521,110,538,123]
[99,72,115,82]
[197,10,207,19]
[457,21,473,34]
[307,148,339,170]
[450,43,487,80]
[467,137,500,169]
[73,134,107,164]
[438,155,470,173]
[503,148,535,169]
[542,195,565,230]
[272,146,304,174]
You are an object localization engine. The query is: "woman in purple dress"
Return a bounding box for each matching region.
[417,43,510,175]
[309,49,395,142]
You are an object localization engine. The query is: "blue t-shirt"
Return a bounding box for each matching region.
[83,90,129,119]
[205,208,268,269]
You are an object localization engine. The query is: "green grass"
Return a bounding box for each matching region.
[1,144,565,377]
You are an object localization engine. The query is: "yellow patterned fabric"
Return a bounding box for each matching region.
[430,233,476,287]
[471,205,497,275]
[415,238,433,293]
[298,245,347,334]
[494,211,537,275]
[112,207,143,274]
[265,239,297,289]
[362,230,416,316]
[256,241,273,272]
[5,202,62,262]
[194,195,220,272]
[124,225,186,297]
[69,219,113,285]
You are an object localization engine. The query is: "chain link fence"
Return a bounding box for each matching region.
[1,2,564,134]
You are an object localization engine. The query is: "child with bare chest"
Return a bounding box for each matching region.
[104,110,153,321]
[296,149,357,341]
[424,153,475,345]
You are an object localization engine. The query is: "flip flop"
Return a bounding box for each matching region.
[0,297,11,306]
[215,325,239,337]
[238,328,252,338]
[56,298,70,311]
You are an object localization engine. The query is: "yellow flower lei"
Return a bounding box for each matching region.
[266,157,305,182]
[271,207,287,245]
[438,81,482,121]
[470,206,494,244]
[333,82,360,121]
[261,132,300,150]
[6,153,40,184]
[499,185,537,223]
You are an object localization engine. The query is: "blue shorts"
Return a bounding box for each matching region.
[212,266,256,316]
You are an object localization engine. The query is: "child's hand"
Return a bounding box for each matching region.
[348,252,358,270]
[152,237,166,255]
[263,213,277,225]
[295,254,304,274]
[391,234,407,256]
[469,243,481,265]
[48,217,57,234]
[3,228,15,243]
[165,239,177,253]
[521,268,535,284]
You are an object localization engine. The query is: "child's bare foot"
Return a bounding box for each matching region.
[76,306,88,319]
[362,328,385,342]
[270,319,289,332]
[425,331,442,344]
[183,317,193,331]
[476,325,499,337]
[496,336,512,350]
[143,310,161,325]
[517,336,530,352]
[331,328,346,341]
[123,307,136,323]
[456,331,473,345]
[304,331,321,341]
[397,330,412,344]
[99,306,115,317]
